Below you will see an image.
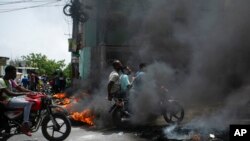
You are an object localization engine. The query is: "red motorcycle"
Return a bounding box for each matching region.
[0,92,71,141]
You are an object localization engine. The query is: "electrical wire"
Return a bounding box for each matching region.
[0,1,60,13]
[0,5,64,11]
[0,0,60,6]
[0,0,72,37]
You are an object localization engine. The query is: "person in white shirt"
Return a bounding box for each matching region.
[107,60,123,101]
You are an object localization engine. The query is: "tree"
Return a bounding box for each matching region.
[21,53,65,76]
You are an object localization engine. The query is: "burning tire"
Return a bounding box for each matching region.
[41,113,71,141]
[162,100,184,124]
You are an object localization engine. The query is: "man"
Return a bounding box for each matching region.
[133,63,146,91]
[107,60,123,101]
[119,66,132,114]
[29,72,38,91]
[58,72,66,92]
[120,66,132,98]
[0,65,33,136]
[21,75,29,89]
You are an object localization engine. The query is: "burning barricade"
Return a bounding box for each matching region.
[53,93,95,126]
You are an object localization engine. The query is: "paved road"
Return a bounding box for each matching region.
[6,105,246,141]
[7,125,160,141]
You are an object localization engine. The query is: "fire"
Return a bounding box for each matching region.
[62,98,71,105]
[53,93,95,126]
[71,109,95,126]
[53,93,71,105]
[62,103,73,110]
[53,93,66,99]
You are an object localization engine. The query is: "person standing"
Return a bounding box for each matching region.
[58,72,66,92]
[120,66,132,98]
[119,66,132,113]
[107,60,123,101]
[29,72,38,91]
[21,75,29,89]
[133,63,147,91]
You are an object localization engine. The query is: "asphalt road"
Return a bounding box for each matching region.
[7,124,162,141]
[6,104,248,141]
[6,116,174,141]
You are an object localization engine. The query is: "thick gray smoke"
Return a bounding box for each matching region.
[129,62,176,124]
[127,0,250,121]
[70,0,250,130]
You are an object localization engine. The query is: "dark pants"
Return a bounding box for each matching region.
[115,91,130,111]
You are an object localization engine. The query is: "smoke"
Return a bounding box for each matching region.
[66,75,115,128]
[128,62,176,124]
[125,0,250,139]
[163,124,192,140]
[127,0,250,116]
[69,0,250,130]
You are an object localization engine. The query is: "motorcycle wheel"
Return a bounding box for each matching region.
[41,113,71,141]
[112,108,128,128]
[163,101,184,124]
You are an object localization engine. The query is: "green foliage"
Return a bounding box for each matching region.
[21,53,66,76]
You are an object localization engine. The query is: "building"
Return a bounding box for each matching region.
[16,67,38,78]
[70,0,227,87]
[68,0,136,87]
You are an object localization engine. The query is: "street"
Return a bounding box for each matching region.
[7,126,147,141]
[7,120,166,141]
[5,106,236,141]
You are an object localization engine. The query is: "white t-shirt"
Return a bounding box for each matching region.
[109,71,120,93]
[0,78,9,101]
[0,78,7,89]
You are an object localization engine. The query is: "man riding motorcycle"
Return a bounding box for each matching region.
[0,65,33,136]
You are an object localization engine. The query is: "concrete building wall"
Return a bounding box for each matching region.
[78,0,135,88]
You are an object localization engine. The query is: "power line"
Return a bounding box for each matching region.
[0,4,63,11]
[0,1,60,13]
[0,0,60,6]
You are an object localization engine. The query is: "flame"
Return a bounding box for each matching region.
[53,93,66,99]
[71,109,95,126]
[53,93,95,125]
[61,103,73,114]
[62,98,71,105]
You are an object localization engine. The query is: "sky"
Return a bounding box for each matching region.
[0,0,72,64]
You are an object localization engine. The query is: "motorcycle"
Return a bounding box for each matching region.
[109,90,184,128]
[0,92,71,141]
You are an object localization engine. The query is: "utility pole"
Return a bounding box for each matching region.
[63,0,81,80]
[71,0,80,80]
[63,0,89,84]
